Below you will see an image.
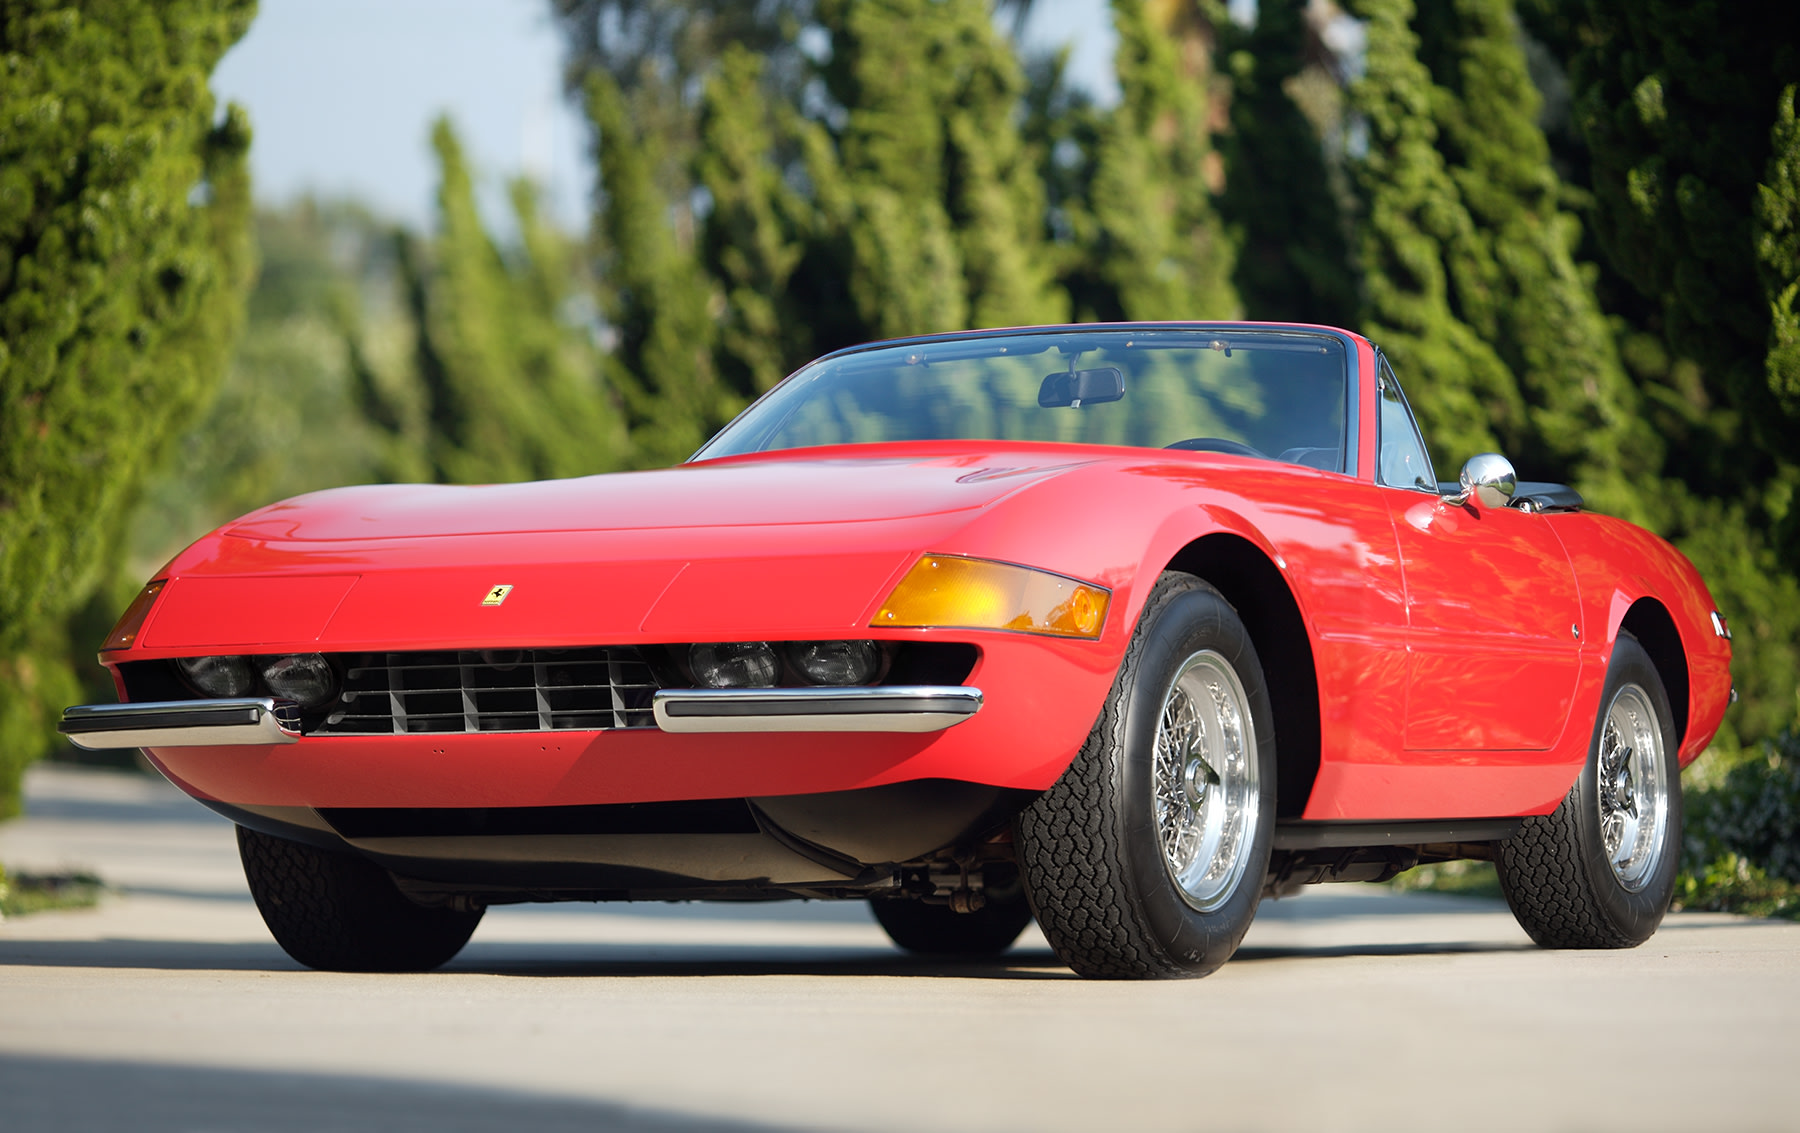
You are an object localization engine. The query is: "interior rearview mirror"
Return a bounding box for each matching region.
[1039,367,1125,408]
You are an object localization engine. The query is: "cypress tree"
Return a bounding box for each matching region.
[1546,0,1800,743]
[1346,0,1519,470]
[587,70,730,466]
[1411,0,1653,512]
[388,119,627,484]
[134,202,413,555]
[507,178,631,473]
[0,0,255,813]
[1218,0,1358,326]
[1570,0,1800,485]
[1089,0,1239,322]
[938,2,1067,330]
[695,45,813,395]
[554,0,808,378]
[806,0,1066,337]
[813,0,971,337]
[1022,48,1113,322]
[1757,85,1800,421]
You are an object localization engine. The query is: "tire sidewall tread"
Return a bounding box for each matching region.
[1496,634,1683,949]
[238,825,483,972]
[1019,571,1277,979]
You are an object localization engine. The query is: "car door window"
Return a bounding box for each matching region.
[1376,355,1436,492]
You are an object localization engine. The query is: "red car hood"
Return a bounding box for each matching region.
[222,450,1094,542]
[140,449,1103,652]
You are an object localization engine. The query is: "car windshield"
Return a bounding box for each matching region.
[697,328,1350,471]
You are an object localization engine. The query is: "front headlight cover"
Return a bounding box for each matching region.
[689,641,781,688]
[786,639,881,686]
[874,555,1110,639]
[177,655,258,698]
[259,653,337,708]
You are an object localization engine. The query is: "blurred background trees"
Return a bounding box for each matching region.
[0,0,255,814]
[3,0,1797,862]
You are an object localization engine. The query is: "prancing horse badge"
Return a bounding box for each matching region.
[481,584,514,607]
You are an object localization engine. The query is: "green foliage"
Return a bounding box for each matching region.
[1569,0,1800,479]
[1347,0,1517,471]
[588,71,730,467]
[0,864,105,918]
[1218,0,1357,326]
[695,47,812,396]
[572,0,1076,421]
[1413,0,1652,507]
[132,202,411,560]
[1677,731,1800,921]
[0,645,81,818]
[1757,85,1800,419]
[1542,0,1800,747]
[1087,0,1238,322]
[811,0,1067,336]
[1345,0,1800,753]
[1390,859,1502,900]
[386,119,628,483]
[0,0,255,815]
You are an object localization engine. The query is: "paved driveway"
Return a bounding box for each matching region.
[2,763,1795,1132]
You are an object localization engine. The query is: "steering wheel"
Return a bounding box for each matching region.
[1164,437,1269,460]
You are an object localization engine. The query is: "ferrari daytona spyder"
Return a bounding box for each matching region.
[62,323,1734,977]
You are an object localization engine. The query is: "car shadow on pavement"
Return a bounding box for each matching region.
[0,936,1081,979]
[0,1052,790,1133]
[449,944,1080,980]
[0,938,300,972]
[1231,939,1537,962]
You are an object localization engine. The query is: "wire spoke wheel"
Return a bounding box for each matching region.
[1152,650,1259,912]
[1494,635,1682,949]
[1017,573,1276,978]
[1596,684,1668,892]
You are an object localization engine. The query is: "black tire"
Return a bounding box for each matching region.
[237,826,483,972]
[1016,572,1277,979]
[870,893,1035,957]
[1495,635,1683,948]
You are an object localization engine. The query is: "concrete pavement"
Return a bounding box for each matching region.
[3,763,1796,1131]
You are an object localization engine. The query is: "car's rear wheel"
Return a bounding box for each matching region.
[869,893,1034,957]
[1016,572,1276,978]
[237,826,483,972]
[1495,635,1682,948]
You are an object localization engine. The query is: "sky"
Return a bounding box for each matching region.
[210,0,1120,234]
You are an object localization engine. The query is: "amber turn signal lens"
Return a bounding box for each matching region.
[102,581,166,651]
[874,556,1110,639]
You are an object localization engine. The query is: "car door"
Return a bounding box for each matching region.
[1373,356,1582,751]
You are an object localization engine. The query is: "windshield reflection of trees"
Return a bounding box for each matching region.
[742,334,1347,466]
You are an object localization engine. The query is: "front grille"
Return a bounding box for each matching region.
[313,647,660,735]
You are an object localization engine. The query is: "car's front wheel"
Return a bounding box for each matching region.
[1017,572,1276,978]
[237,826,484,972]
[1495,634,1682,948]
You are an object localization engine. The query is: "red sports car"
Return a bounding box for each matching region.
[62,323,1733,977]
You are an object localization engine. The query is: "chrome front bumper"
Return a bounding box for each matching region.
[651,686,982,733]
[57,687,982,748]
[59,698,302,750]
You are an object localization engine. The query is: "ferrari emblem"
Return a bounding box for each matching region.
[481,584,514,607]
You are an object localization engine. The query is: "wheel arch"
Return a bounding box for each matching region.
[1618,597,1690,749]
[1164,533,1320,820]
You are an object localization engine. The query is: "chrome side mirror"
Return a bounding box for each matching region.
[1445,452,1516,509]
